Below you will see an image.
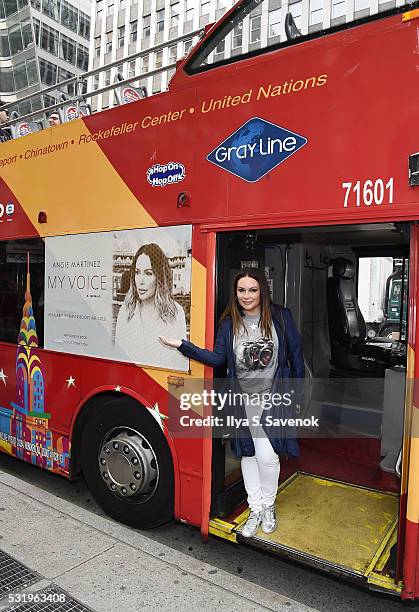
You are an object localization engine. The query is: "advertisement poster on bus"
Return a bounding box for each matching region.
[44,225,192,371]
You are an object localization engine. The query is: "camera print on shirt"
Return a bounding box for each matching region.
[237,337,274,371]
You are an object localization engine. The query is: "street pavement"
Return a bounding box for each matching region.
[0,468,318,612]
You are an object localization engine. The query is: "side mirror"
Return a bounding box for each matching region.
[285,13,302,40]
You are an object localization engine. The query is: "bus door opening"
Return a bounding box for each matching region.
[210,222,410,592]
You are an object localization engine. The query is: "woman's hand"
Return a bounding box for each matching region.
[159,336,182,348]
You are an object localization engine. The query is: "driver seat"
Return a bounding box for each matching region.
[327,258,399,377]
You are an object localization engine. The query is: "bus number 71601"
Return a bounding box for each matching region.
[342,178,394,208]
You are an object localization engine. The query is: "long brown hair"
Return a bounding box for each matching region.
[125,243,176,322]
[219,269,273,338]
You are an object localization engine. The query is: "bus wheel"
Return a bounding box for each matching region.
[81,397,174,529]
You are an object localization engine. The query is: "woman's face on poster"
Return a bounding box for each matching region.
[135,253,157,302]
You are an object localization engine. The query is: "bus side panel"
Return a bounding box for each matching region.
[0,337,206,527]
[0,222,208,529]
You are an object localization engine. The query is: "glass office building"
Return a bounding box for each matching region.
[0,0,91,116]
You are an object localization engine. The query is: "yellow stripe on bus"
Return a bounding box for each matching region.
[401,345,415,497]
[407,410,419,523]
[189,256,207,365]
[0,120,156,236]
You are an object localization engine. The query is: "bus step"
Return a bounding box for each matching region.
[235,472,399,584]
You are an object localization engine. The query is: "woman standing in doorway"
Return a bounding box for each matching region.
[160,269,304,537]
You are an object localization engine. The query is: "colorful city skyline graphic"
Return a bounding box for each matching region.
[0,254,70,474]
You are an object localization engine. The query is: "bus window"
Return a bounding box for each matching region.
[0,239,45,346]
[357,256,408,341]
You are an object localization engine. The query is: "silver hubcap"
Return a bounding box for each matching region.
[98,427,158,501]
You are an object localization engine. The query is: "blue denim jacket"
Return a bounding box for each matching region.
[178,305,305,458]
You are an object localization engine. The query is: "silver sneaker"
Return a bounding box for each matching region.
[241,510,262,538]
[261,504,277,534]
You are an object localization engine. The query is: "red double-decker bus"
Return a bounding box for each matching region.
[1,0,419,598]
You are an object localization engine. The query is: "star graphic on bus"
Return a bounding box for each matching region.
[0,369,7,385]
[150,402,168,430]
[66,376,76,388]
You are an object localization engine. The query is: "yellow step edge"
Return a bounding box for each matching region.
[374,522,398,573]
[209,518,238,542]
[364,517,398,577]
[367,572,403,594]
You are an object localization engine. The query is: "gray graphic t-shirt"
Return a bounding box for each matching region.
[233,314,278,398]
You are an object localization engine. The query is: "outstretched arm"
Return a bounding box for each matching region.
[160,326,228,369]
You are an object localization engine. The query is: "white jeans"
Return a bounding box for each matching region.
[241,435,280,513]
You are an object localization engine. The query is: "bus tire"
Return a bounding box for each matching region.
[81,397,174,529]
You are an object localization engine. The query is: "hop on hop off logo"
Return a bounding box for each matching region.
[207,117,307,183]
[146,162,186,187]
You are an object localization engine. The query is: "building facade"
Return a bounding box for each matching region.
[88,0,406,113]
[0,0,91,118]
[89,0,205,111]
